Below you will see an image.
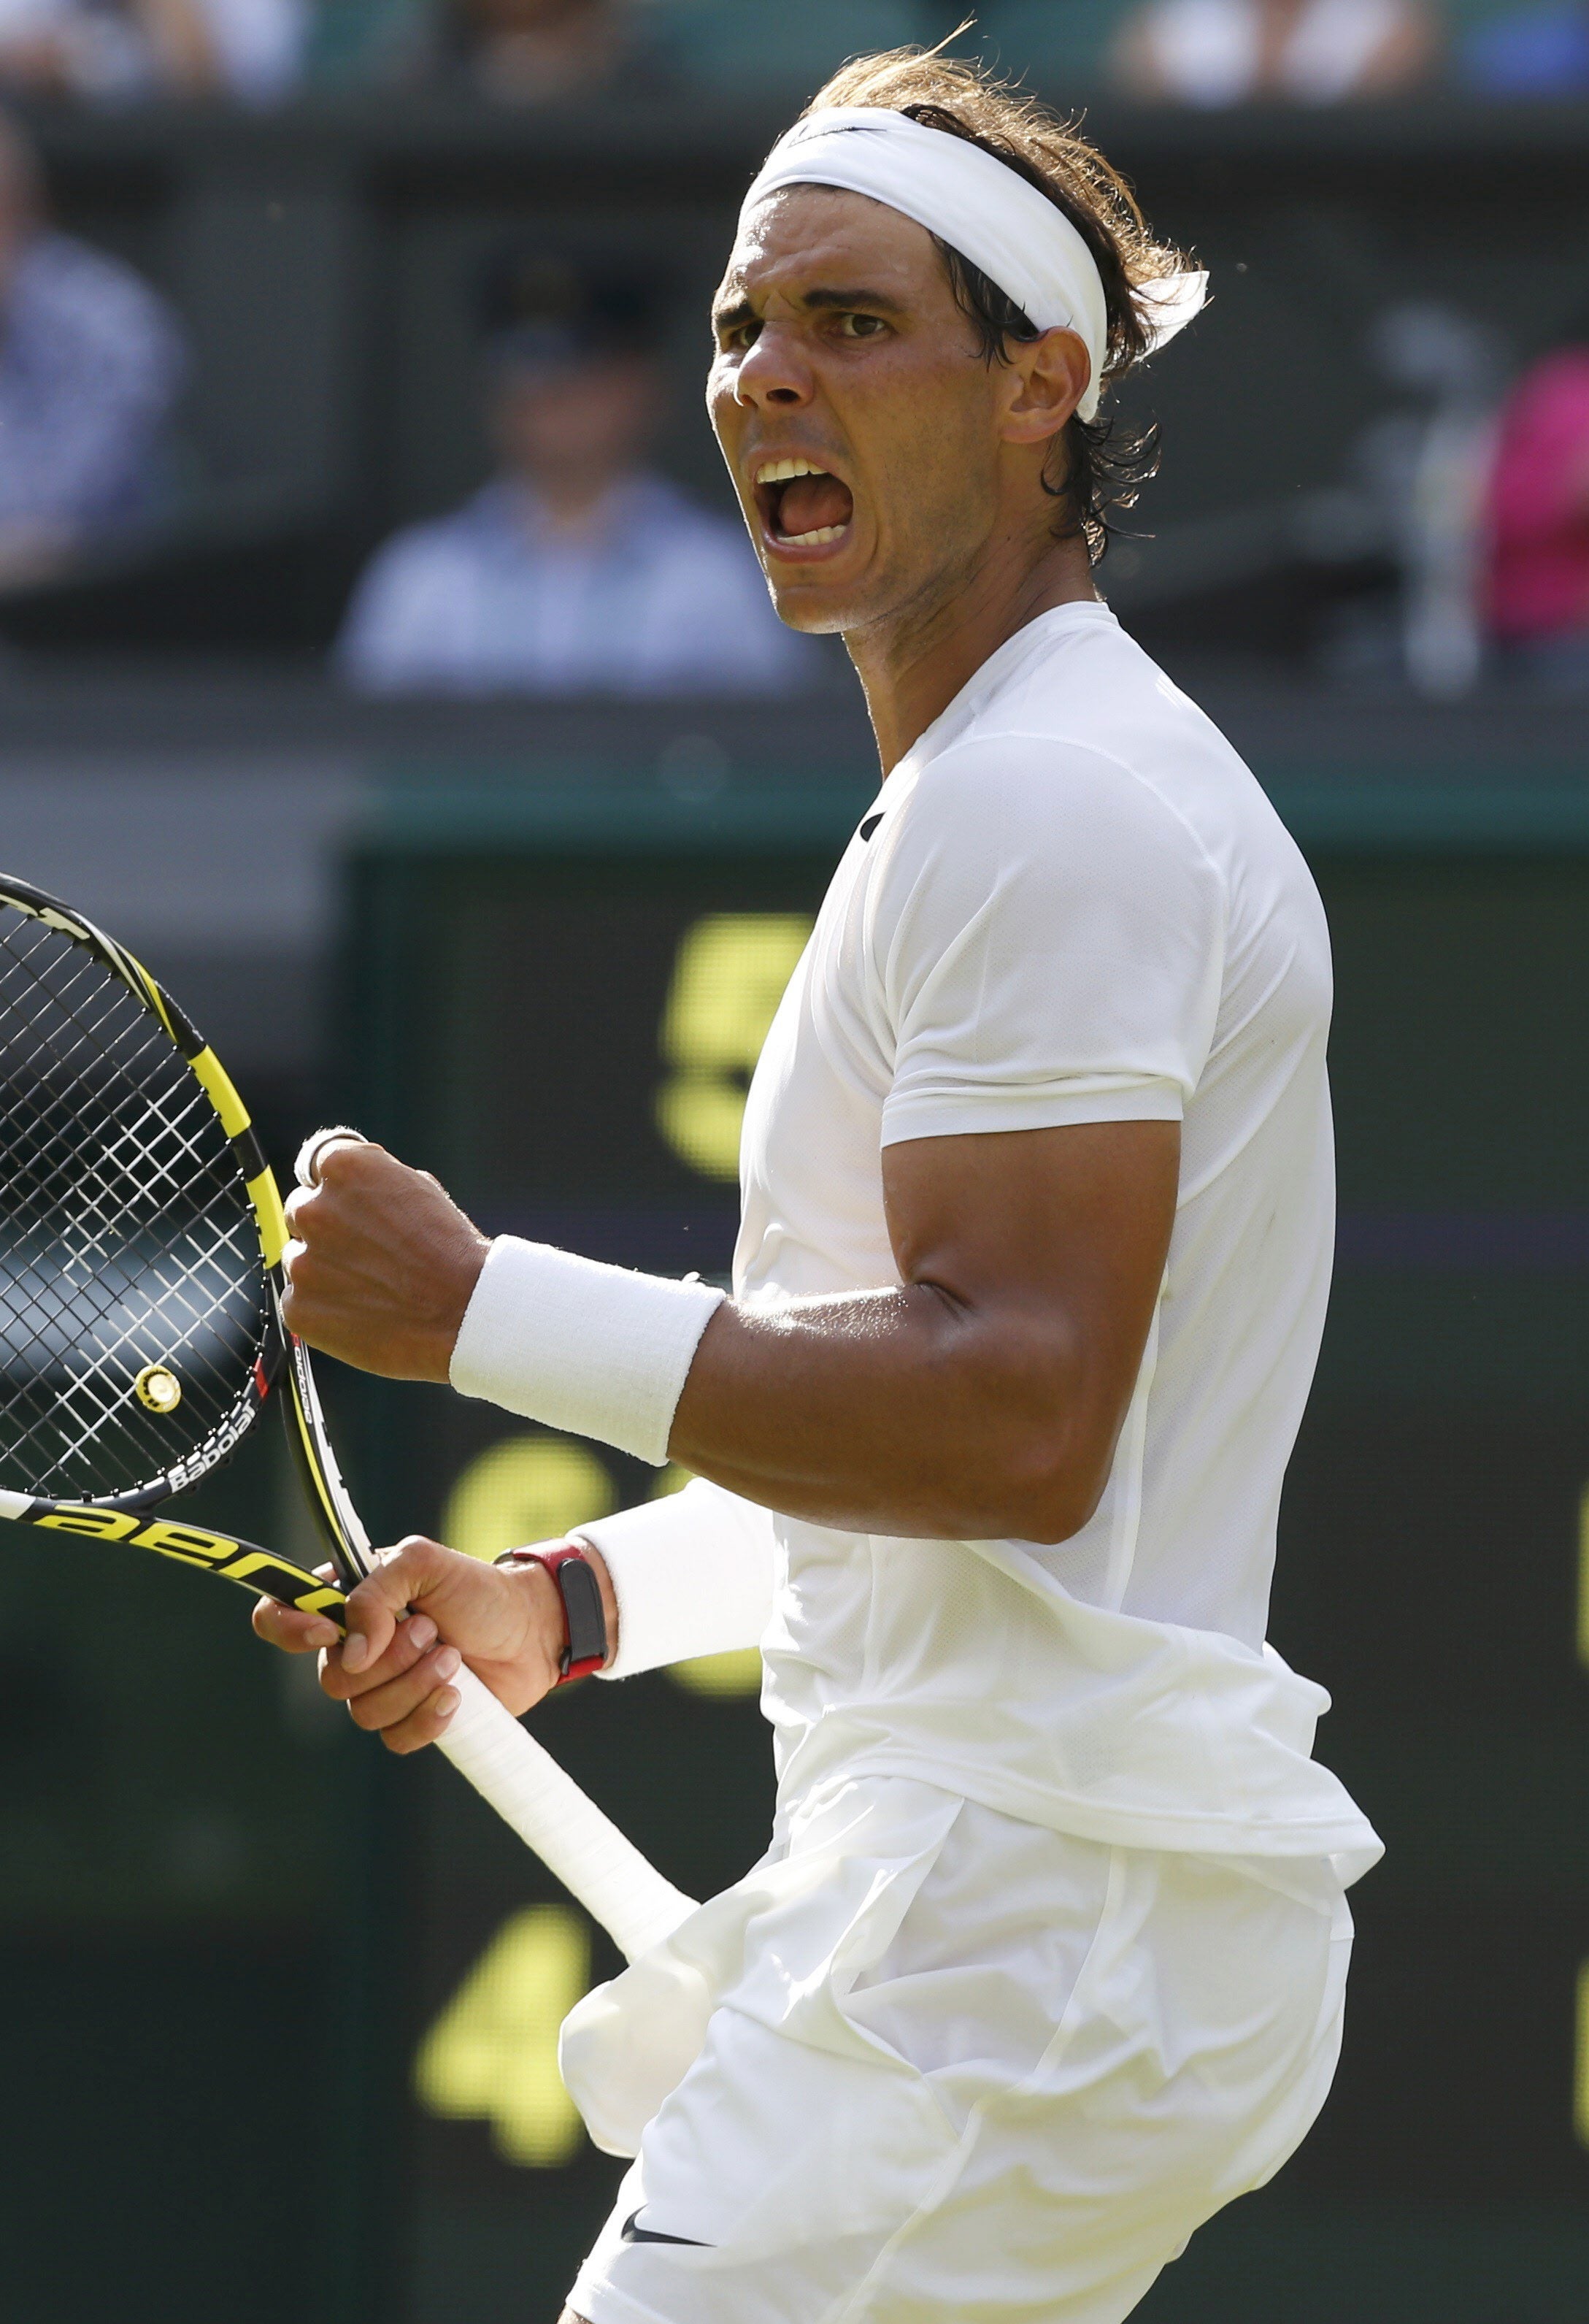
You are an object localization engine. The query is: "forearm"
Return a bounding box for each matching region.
[452,1250,1106,1546]
[669,1286,1090,1543]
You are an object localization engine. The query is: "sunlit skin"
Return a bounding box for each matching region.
[255,185,1183,2064]
[708,184,1098,771]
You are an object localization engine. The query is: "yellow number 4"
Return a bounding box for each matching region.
[656,913,812,1181]
[413,1904,590,2166]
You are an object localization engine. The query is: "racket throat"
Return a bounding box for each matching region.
[279,1333,372,1589]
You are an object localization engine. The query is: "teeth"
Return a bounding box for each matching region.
[778,524,845,545]
[755,456,830,485]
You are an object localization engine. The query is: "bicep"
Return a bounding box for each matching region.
[882,1119,1180,1422]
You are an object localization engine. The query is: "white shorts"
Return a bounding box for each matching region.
[567,1775,1353,2324]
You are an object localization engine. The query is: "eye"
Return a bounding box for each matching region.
[717,318,761,354]
[836,312,888,340]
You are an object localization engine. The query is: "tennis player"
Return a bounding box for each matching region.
[261,48,1382,2324]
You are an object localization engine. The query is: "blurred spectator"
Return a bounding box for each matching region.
[305,0,920,101]
[439,0,639,101]
[647,0,925,89]
[1111,0,1439,101]
[0,0,305,100]
[0,113,184,588]
[1485,309,1589,688]
[1458,0,1589,91]
[1301,303,1501,694]
[336,250,811,698]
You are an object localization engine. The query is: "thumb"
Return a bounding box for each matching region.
[340,1536,450,1673]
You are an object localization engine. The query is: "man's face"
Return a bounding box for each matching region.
[708,186,1032,637]
[490,351,657,491]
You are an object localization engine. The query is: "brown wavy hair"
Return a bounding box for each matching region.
[804,48,1193,561]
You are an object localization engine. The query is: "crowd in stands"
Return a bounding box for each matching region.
[0,0,306,101]
[0,0,1582,106]
[334,247,813,695]
[0,20,1584,696]
[0,111,183,581]
[1485,312,1589,688]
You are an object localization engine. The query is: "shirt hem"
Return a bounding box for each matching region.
[880,1081,1185,1147]
[567,2274,682,2324]
[789,1749,1385,1885]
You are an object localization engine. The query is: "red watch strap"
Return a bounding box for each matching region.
[495,1541,607,1683]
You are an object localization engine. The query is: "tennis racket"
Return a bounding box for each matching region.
[0,873,694,1963]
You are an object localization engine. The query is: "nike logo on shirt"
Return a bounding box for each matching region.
[621,2209,710,2247]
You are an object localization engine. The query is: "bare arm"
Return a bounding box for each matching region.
[670,1121,1177,1545]
[265,1119,1176,1745]
[281,1119,1178,1546]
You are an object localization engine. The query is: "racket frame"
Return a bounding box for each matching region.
[0,873,697,1963]
[0,873,353,1610]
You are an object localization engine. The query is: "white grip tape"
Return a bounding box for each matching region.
[437,1663,696,1962]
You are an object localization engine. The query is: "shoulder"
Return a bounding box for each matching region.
[917,613,1293,883]
[1505,350,1589,431]
[896,727,1226,908]
[863,732,1226,1018]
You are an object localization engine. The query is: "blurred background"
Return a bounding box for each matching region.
[0,6,1587,2321]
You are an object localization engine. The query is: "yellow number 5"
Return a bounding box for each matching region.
[655,913,812,1181]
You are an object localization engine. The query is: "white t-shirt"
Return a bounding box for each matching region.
[587,601,1380,1879]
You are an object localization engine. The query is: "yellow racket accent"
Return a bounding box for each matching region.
[28,1503,347,1617]
[188,1043,253,1140]
[248,1169,290,1269]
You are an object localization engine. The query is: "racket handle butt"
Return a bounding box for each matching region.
[295,1125,370,1189]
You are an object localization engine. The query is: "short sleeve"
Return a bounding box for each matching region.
[873,735,1226,1148]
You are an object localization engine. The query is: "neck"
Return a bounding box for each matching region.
[844,526,1099,774]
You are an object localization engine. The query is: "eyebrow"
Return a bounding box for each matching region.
[712,285,907,333]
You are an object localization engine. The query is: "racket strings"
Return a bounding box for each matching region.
[0,908,267,1502]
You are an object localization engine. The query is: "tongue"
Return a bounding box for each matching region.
[779,475,853,535]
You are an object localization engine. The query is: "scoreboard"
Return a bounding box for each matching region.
[342,763,1589,2324]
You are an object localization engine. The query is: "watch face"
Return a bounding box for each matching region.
[555,1554,607,1674]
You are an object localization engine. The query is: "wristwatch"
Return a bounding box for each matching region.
[493,1539,608,1684]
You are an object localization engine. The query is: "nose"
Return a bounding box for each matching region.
[734,321,812,412]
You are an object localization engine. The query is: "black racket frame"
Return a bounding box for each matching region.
[0,874,361,1625]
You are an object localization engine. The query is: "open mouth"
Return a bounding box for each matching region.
[753,456,855,551]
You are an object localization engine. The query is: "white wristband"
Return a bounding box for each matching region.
[577,1479,777,1681]
[449,1236,725,1466]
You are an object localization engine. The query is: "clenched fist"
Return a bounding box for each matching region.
[281,1139,489,1380]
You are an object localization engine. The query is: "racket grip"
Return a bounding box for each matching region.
[438,1663,697,1963]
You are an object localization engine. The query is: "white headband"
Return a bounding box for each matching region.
[740,106,1207,423]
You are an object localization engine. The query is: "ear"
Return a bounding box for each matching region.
[997,326,1091,449]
